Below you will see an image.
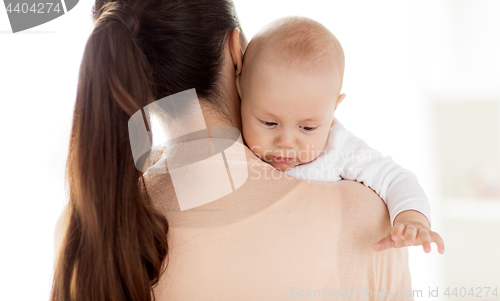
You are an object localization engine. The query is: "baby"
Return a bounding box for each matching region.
[235,16,444,254]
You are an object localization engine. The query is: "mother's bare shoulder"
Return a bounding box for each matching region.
[327,180,391,234]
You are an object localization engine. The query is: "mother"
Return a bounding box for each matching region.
[51,0,413,300]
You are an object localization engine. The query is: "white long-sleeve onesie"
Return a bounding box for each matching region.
[284,117,432,227]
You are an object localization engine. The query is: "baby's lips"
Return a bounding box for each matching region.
[274,156,293,163]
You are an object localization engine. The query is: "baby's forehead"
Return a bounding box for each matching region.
[247,17,344,71]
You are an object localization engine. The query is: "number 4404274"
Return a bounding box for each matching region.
[444,287,498,298]
[5,3,62,14]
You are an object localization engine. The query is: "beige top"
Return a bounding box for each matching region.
[141,137,414,300]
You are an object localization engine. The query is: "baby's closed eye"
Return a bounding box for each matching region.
[261,121,277,127]
[300,126,317,132]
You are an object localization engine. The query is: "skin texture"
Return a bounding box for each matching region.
[223,21,444,254]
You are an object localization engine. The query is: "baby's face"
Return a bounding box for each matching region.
[239,56,342,172]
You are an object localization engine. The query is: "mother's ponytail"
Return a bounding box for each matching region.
[50,2,169,300]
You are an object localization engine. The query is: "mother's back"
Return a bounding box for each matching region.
[144,146,413,300]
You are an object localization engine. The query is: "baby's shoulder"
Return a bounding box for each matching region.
[324,118,350,151]
[327,118,370,151]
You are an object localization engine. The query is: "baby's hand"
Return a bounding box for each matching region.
[371,210,445,254]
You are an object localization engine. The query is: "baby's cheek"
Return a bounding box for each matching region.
[242,129,263,157]
[301,143,326,163]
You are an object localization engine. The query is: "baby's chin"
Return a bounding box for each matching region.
[255,154,297,171]
[269,161,298,172]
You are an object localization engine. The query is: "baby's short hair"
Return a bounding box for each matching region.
[244,16,344,75]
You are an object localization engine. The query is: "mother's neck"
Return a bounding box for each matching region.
[199,28,245,135]
[199,96,242,135]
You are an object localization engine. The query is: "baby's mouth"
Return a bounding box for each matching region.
[274,156,293,163]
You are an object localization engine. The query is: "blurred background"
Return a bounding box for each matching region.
[1,0,499,300]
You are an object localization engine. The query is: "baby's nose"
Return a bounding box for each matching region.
[274,132,296,149]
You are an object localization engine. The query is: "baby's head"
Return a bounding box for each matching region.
[236,16,346,171]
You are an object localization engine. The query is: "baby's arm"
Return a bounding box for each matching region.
[330,119,444,253]
[340,144,433,225]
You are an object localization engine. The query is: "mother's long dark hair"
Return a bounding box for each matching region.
[50,0,242,300]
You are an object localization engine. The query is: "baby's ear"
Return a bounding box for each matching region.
[331,94,346,126]
[335,93,346,109]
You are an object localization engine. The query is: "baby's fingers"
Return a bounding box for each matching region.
[390,223,406,241]
[430,231,445,254]
[372,231,407,251]
[403,224,418,245]
[372,233,393,251]
[417,229,432,253]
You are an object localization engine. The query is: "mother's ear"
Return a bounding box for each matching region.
[235,72,242,99]
[229,28,243,77]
